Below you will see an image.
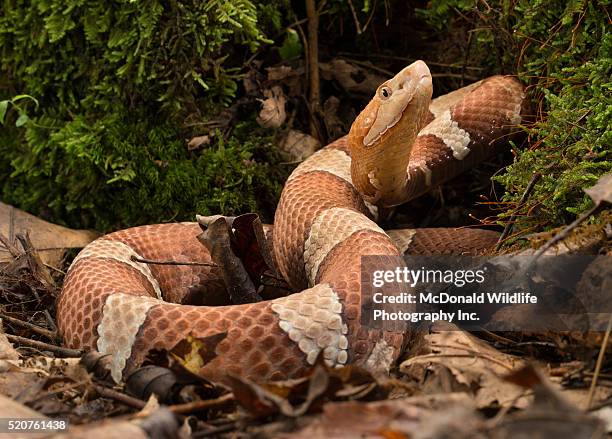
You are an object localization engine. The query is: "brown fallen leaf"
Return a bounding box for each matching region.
[0,369,47,403]
[186,134,211,151]
[279,129,320,162]
[283,393,484,439]
[257,85,287,128]
[495,364,606,438]
[197,216,261,304]
[0,393,48,420]
[0,202,99,268]
[400,321,528,409]
[0,356,91,416]
[267,65,295,81]
[49,408,179,439]
[592,406,612,433]
[320,59,386,95]
[228,358,387,419]
[231,213,277,285]
[168,332,227,378]
[228,363,339,418]
[196,214,290,300]
[0,319,19,360]
[265,65,304,97]
[584,173,612,205]
[322,96,347,140]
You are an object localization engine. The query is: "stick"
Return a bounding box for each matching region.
[305,0,320,139]
[130,256,216,267]
[336,51,486,71]
[0,312,57,340]
[168,393,234,414]
[92,384,146,410]
[0,232,21,259]
[193,422,238,438]
[496,172,541,250]
[43,310,58,334]
[587,314,612,410]
[28,380,89,404]
[530,203,601,262]
[347,0,362,34]
[6,334,82,357]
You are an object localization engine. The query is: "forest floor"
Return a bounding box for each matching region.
[0,178,611,437]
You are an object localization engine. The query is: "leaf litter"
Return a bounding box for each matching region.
[0,186,610,436]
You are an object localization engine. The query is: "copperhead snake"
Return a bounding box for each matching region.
[58,61,526,383]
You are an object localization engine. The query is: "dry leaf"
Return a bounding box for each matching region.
[400,322,528,409]
[243,70,259,94]
[592,406,612,433]
[134,394,160,418]
[320,59,386,95]
[584,173,612,205]
[228,360,384,419]
[267,65,295,81]
[170,332,227,376]
[283,393,483,439]
[186,135,211,151]
[279,129,320,162]
[256,86,287,128]
[0,319,19,360]
[0,202,99,268]
[498,364,606,438]
[0,394,48,418]
[322,96,346,139]
[197,216,261,304]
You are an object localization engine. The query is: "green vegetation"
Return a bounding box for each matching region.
[0,0,609,236]
[0,0,286,230]
[416,0,611,234]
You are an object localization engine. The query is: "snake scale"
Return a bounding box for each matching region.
[58,61,526,383]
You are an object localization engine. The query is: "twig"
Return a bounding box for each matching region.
[361,0,378,33]
[496,172,541,250]
[130,256,216,267]
[92,383,146,410]
[340,57,394,76]
[474,327,517,345]
[305,0,321,139]
[260,271,288,283]
[0,232,21,258]
[193,421,238,438]
[346,0,362,34]
[43,263,67,276]
[168,393,234,414]
[407,351,513,371]
[28,380,89,404]
[587,314,612,410]
[487,389,532,428]
[6,334,82,357]
[529,203,602,263]
[336,52,485,71]
[43,310,58,334]
[0,312,58,340]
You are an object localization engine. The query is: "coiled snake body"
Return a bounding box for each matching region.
[58,62,526,383]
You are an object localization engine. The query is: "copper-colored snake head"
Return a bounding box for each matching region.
[348,60,433,207]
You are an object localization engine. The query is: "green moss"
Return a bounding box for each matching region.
[0,0,288,231]
[415,0,611,234]
[2,109,286,230]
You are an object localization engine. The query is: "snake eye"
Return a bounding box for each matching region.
[379,86,392,100]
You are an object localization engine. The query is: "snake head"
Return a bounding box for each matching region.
[348,60,433,207]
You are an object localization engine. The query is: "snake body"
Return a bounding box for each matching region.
[58,62,526,383]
